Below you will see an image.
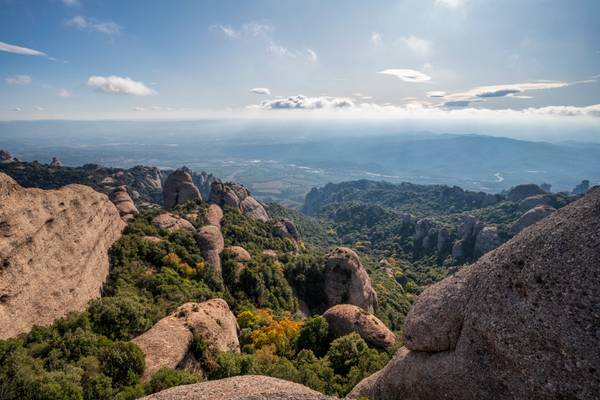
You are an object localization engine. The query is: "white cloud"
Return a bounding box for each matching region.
[371,32,383,46]
[58,88,72,97]
[251,88,271,95]
[254,95,354,110]
[11,107,22,112]
[66,16,122,36]
[441,81,571,106]
[0,41,46,56]
[427,91,446,98]
[5,75,31,85]
[242,23,274,37]
[267,43,296,57]
[62,0,80,7]
[306,48,318,63]
[400,35,432,57]
[133,106,145,111]
[435,0,466,8]
[211,23,274,39]
[377,69,431,83]
[34,106,44,111]
[212,25,240,39]
[87,75,156,96]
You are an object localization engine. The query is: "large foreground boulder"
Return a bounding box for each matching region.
[0,173,125,338]
[323,247,378,313]
[163,169,202,209]
[323,304,395,349]
[132,299,239,381]
[140,375,335,400]
[347,188,600,400]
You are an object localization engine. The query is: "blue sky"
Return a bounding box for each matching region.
[1,0,599,124]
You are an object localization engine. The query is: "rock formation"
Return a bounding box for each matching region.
[49,157,63,167]
[192,171,219,199]
[163,169,202,209]
[272,219,300,241]
[507,183,546,202]
[347,188,600,400]
[518,194,555,211]
[196,225,225,274]
[414,218,432,241]
[510,205,555,235]
[323,304,395,349]
[152,213,195,233]
[109,185,139,222]
[473,226,502,256]
[140,375,335,400]
[572,179,590,195]
[209,181,269,221]
[323,247,378,313]
[205,204,223,228]
[0,150,15,163]
[436,228,450,253]
[0,173,124,338]
[132,299,239,381]
[451,215,482,259]
[229,246,251,264]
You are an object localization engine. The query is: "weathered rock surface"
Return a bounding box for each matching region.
[507,183,546,202]
[132,299,239,381]
[229,246,251,263]
[140,375,335,400]
[323,304,395,349]
[109,185,139,222]
[510,205,555,235]
[323,247,377,313]
[414,218,432,241]
[152,213,195,233]
[209,181,269,221]
[197,225,225,274]
[205,204,223,228]
[347,188,600,400]
[0,173,125,338]
[572,179,590,195]
[272,219,300,241]
[49,157,63,167]
[474,226,502,256]
[0,150,14,163]
[163,169,202,209]
[518,194,555,211]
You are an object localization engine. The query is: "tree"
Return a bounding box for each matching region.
[294,316,329,357]
[98,342,145,387]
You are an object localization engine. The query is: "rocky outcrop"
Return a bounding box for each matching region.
[192,171,218,199]
[572,179,590,195]
[132,299,239,381]
[196,225,225,274]
[163,169,202,209]
[414,218,432,241]
[0,173,124,338]
[323,304,395,349]
[152,213,195,233]
[323,247,378,313]
[49,157,63,167]
[272,219,300,241]
[229,246,251,263]
[0,150,14,163]
[507,183,546,202]
[209,181,269,221]
[205,204,223,228]
[510,205,555,234]
[436,228,450,253]
[347,188,600,400]
[518,194,555,211]
[140,375,335,400]
[451,215,482,259]
[473,226,502,256]
[109,185,139,222]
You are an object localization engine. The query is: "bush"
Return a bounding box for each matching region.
[145,368,201,394]
[326,333,369,375]
[98,341,145,387]
[294,316,329,357]
[88,296,153,340]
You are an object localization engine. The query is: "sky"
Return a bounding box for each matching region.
[1,0,599,126]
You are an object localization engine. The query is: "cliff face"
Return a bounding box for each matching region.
[0,173,125,339]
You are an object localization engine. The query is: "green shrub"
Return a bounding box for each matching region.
[145,368,201,394]
[98,341,145,387]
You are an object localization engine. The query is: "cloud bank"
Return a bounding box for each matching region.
[440,81,572,106]
[0,41,46,56]
[377,69,431,83]
[87,76,156,96]
[253,95,354,110]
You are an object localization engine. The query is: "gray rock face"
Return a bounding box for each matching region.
[0,173,125,338]
[109,185,139,222]
[474,226,502,256]
[323,304,395,349]
[347,188,600,400]
[0,150,14,163]
[163,169,202,209]
[197,225,225,274]
[323,247,378,313]
[518,194,555,211]
[140,375,335,400]
[507,183,546,202]
[436,228,450,253]
[451,215,483,259]
[209,181,269,221]
[572,179,590,195]
[49,157,63,167]
[510,205,555,235]
[414,218,432,241]
[132,299,239,381]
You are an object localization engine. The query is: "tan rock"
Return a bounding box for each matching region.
[510,204,555,235]
[139,375,335,400]
[0,173,124,338]
[229,246,251,263]
[196,225,225,274]
[152,213,195,233]
[347,188,600,400]
[323,304,395,349]
[323,247,378,313]
[163,169,202,209]
[209,181,269,221]
[205,204,223,227]
[109,185,139,222]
